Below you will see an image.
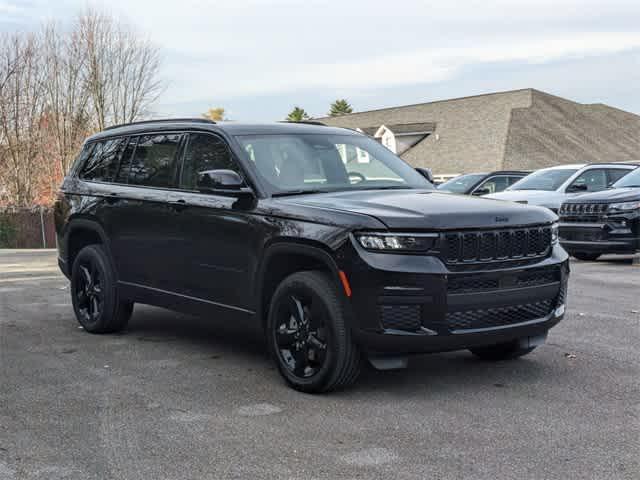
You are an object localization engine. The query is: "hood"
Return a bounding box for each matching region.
[484,189,566,209]
[564,187,640,204]
[280,189,556,230]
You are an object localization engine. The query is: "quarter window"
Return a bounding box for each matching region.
[128,134,182,188]
[79,138,126,182]
[180,133,241,190]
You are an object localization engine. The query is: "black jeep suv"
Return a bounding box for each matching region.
[559,166,640,261]
[55,119,569,393]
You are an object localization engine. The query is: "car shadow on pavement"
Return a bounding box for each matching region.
[118,305,554,395]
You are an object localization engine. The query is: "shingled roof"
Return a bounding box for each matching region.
[317,89,640,174]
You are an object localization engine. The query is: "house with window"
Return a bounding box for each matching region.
[317,89,640,176]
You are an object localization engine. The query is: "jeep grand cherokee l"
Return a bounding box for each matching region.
[559,166,640,261]
[55,119,569,393]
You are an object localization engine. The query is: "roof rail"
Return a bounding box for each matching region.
[279,120,326,126]
[104,118,216,131]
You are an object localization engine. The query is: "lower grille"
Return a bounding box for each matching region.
[446,300,554,331]
[379,305,421,331]
[447,267,560,294]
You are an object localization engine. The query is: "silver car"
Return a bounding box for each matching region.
[484,163,637,212]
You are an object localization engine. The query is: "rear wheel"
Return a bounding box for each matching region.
[71,244,133,333]
[469,340,536,361]
[267,271,361,393]
[571,252,601,261]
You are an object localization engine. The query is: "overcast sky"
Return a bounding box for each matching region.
[1,0,640,121]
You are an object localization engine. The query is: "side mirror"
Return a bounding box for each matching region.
[472,187,490,196]
[197,169,253,197]
[567,183,588,193]
[415,167,434,184]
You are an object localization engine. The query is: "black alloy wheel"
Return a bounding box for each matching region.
[267,271,361,393]
[274,291,329,379]
[71,244,133,333]
[75,259,103,324]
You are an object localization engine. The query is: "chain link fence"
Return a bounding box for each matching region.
[0,207,56,249]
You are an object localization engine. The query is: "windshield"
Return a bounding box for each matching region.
[235,133,433,195]
[508,168,578,191]
[612,167,640,188]
[437,173,485,193]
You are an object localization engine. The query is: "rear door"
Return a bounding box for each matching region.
[107,133,184,292]
[606,167,633,186]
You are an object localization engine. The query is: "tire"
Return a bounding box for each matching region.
[469,340,536,361]
[71,244,133,334]
[571,252,601,261]
[266,271,361,393]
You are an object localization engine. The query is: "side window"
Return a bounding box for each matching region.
[607,168,630,185]
[114,137,137,184]
[128,134,182,188]
[508,176,525,186]
[474,176,509,195]
[79,138,126,182]
[180,133,241,190]
[568,169,607,192]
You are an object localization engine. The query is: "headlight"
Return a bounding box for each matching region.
[355,232,437,252]
[551,223,559,245]
[609,201,640,212]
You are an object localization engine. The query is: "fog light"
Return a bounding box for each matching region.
[555,304,565,317]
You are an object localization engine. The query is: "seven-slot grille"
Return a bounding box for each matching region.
[559,203,608,222]
[443,226,552,265]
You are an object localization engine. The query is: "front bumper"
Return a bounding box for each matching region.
[559,218,639,255]
[340,242,569,355]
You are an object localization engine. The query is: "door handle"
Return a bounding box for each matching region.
[169,199,188,212]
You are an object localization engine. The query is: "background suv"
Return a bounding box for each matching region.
[55,119,569,393]
[484,163,637,213]
[559,167,640,260]
[437,170,529,195]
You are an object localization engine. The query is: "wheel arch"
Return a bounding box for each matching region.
[64,218,115,277]
[256,240,345,327]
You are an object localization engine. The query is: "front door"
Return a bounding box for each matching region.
[166,132,259,312]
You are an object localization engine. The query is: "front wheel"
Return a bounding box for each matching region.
[267,271,361,393]
[469,340,536,361]
[571,252,601,261]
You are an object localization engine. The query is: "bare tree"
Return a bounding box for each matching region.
[0,33,46,206]
[42,22,91,179]
[77,9,163,130]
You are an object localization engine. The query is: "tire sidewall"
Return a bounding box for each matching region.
[71,245,116,332]
[267,273,346,392]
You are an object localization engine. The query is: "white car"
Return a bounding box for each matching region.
[484,163,637,213]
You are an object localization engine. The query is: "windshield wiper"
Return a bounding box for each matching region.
[272,189,330,197]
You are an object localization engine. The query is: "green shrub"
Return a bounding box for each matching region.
[0,214,16,248]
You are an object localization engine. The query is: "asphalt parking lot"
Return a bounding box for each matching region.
[0,250,638,480]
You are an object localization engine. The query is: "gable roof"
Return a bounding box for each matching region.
[317,88,640,174]
[378,122,436,135]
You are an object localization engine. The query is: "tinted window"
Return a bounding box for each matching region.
[128,134,182,188]
[437,174,485,193]
[180,133,240,190]
[114,137,137,184]
[79,138,126,182]
[607,168,631,185]
[508,175,525,186]
[569,169,607,192]
[473,175,510,195]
